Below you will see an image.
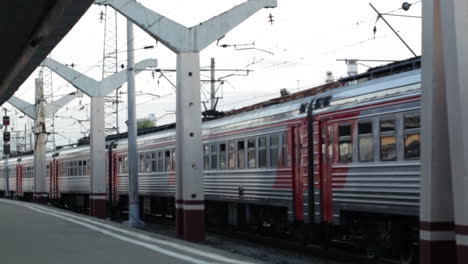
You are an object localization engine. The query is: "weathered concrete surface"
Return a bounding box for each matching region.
[0,199,262,264]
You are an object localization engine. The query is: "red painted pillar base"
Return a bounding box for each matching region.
[420,221,457,264]
[176,200,206,242]
[420,240,456,264]
[183,209,205,242]
[457,245,468,264]
[90,194,107,219]
[176,201,184,238]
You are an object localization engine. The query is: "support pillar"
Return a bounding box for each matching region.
[421,0,468,263]
[41,57,156,219]
[97,0,277,242]
[8,84,82,204]
[33,78,48,204]
[175,53,205,241]
[89,96,107,218]
[440,0,468,262]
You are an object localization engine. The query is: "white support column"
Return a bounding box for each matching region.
[421,0,468,262]
[440,0,468,262]
[33,78,48,204]
[8,86,81,202]
[175,53,205,240]
[97,0,277,242]
[42,57,156,219]
[89,96,107,218]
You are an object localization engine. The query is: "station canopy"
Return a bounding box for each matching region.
[0,0,94,105]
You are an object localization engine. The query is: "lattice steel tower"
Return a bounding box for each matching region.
[100,6,120,134]
[39,62,55,151]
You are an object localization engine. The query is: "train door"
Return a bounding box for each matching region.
[291,126,304,222]
[319,120,334,223]
[54,160,60,199]
[49,161,54,199]
[111,153,119,204]
[16,164,23,197]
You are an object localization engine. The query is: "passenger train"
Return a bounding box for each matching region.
[0,57,421,261]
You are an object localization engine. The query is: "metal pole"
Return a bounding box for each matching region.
[126,19,144,227]
[116,88,120,133]
[24,124,27,152]
[3,108,9,198]
[210,58,216,111]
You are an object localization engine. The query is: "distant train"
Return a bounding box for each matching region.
[0,58,421,263]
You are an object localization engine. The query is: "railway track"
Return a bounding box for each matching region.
[122,214,405,264]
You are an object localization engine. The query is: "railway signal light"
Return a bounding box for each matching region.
[3,116,10,126]
[3,144,9,155]
[3,132,10,142]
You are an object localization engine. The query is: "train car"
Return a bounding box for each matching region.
[310,69,420,260]
[53,146,91,209]
[0,156,20,197]
[0,58,422,262]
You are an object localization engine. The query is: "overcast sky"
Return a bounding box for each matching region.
[6,0,422,149]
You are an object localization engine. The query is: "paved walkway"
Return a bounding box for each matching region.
[0,199,261,264]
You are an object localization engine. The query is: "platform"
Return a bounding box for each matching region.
[0,199,263,264]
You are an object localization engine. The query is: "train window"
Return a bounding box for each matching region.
[405,115,420,130]
[145,153,151,172]
[380,119,397,161]
[172,150,176,171]
[210,144,218,169]
[338,124,352,162]
[139,154,145,172]
[228,142,236,169]
[78,161,83,175]
[237,141,245,169]
[151,152,157,172]
[270,134,279,168]
[73,161,78,176]
[165,150,171,171]
[380,119,396,132]
[321,127,326,162]
[404,115,421,160]
[219,143,226,169]
[247,139,256,168]
[123,156,128,173]
[358,121,373,162]
[258,137,267,168]
[281,133,288,167]
[204,145,209,169]
[158,152,163,172]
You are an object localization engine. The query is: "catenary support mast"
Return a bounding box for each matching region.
[125,19,143,227]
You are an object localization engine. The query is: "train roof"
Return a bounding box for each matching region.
[313,69,421,113]
[4,56,422,159]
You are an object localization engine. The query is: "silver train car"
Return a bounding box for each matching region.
[0,58,422,262]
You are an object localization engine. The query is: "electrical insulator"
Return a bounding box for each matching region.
[402,2,412,11]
